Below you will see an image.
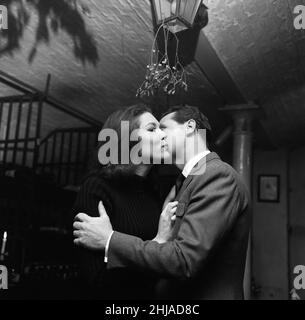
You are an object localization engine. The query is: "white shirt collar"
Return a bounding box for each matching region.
[182,151,211,178]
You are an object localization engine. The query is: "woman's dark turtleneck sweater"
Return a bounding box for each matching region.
[72,172,161,300]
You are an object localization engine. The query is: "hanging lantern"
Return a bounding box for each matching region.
[152,0,206,33]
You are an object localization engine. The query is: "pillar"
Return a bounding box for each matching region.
[220,103,259,300]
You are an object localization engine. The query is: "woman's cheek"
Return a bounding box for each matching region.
[142,136,153,158]
[153,136,161,151]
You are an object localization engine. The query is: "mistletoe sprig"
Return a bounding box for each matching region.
[137,23,188,98]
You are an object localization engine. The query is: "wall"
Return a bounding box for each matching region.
[289,145,305,299]
[252,145,305,300]
[252,148,289,300]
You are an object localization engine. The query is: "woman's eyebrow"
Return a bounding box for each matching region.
[145,122,158,128]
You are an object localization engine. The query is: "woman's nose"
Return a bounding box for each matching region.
[159,128,167,140]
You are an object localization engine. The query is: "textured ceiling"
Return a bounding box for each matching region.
[204,0,305,147]
[0,0,305,147]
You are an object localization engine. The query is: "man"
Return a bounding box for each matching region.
[74,105,251,300]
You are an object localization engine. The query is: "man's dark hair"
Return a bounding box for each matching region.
[162,105,213,148]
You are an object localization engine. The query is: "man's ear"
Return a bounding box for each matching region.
[185,119,196,135]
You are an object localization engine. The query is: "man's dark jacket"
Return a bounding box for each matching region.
[107,152,251,300]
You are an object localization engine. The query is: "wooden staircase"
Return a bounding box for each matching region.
[0,71,102,186]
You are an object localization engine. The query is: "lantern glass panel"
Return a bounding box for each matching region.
[153,0,176,24]
[179,0,202,25]
[168,18,188,33]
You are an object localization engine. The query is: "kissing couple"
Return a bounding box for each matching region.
[73,104,250,300]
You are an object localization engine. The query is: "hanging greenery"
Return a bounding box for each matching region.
[136,23,188,98]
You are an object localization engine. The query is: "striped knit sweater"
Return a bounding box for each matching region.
[72,173,161,300]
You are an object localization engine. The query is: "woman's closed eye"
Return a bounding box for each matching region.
[146,124,157,132]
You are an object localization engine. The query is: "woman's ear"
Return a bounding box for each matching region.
[185,119,196,135]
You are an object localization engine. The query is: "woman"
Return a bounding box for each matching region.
[72,104,173,300]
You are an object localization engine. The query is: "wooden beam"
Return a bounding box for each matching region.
[0,71,102,128]
[195,30,247,105]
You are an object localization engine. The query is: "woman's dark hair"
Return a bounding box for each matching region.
[88,103,152,179]
[162,105,213,148]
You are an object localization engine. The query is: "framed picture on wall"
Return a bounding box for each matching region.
[257,175,280,203]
